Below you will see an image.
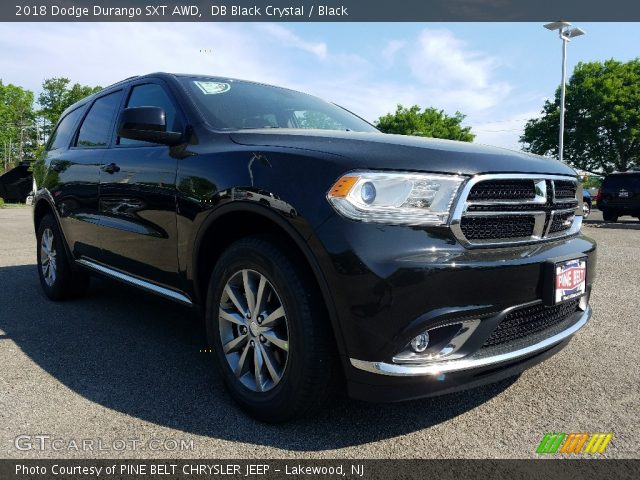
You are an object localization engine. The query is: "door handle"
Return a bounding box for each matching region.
[102,163,120,174]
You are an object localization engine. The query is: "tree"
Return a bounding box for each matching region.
[375,105,475,142]
[297,111,344,130]
[30,78,101,185]
[38,77,102,134]
[0,81,36,171]
[521,59,640,174]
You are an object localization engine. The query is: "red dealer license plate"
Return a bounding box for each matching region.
[554,258,587,304]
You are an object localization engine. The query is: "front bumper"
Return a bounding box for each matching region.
[351,305,590,377]
[311,215,596,401]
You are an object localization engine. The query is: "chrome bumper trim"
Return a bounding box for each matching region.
[350,306,591,377]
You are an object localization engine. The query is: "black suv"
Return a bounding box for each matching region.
[34,73,596,422]
[596,171,640,222]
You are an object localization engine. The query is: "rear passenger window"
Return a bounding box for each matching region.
[119,83,182,146]
[47,108,84,151]
[76,91,123,148]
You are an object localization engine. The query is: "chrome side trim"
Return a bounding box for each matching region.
[76,259,192,305]
[350,306,591,377]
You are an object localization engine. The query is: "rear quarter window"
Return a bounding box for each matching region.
[75,90,123,148]
[47,108,84,151]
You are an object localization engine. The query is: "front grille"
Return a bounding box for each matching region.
[549,211,575,234]
[468,180,536,201]
[460,215,535,240]
[483,299,581,348]
[451,175,580,247]
[554,180,577,199]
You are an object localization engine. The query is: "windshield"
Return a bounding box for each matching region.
[178,76,378,133]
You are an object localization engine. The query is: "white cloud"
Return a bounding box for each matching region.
[382,40,406,63]
[255,24,327,59]
[0,23,293,94]
[0,23,530,150]
[407,29,512,113]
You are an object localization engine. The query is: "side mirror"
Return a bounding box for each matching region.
[117,106,182,145]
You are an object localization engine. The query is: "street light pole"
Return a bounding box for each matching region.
[543,21,585,163]
[559,34,568,163]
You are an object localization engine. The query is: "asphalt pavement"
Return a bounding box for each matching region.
[0,207,638,459]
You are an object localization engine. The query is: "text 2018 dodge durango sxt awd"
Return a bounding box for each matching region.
[33,73,596,422]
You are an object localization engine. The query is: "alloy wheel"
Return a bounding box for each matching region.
[218,269,290,392]
[40,227,57,287]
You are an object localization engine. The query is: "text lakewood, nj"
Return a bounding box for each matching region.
[15,4,349,19]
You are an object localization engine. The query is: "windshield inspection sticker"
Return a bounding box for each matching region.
[194,81,230,95]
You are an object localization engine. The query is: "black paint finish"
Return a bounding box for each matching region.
[34,73,597,402]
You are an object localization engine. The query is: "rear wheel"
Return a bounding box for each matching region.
[206,236,337,422]
[582,201,591,218]
[602,210,618,222]
[36,214,90,301]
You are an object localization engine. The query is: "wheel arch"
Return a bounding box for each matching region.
[33,195,78,273]
[33,197,56,232]
[192,203,347,358]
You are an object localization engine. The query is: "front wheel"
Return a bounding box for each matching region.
[205,236,337,422]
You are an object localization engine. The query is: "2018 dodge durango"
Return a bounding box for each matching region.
[33,73,596,422]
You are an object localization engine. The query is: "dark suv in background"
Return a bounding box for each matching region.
[596,171,640,222]
[33,73,596,422]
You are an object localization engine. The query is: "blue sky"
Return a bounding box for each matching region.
[1,22,639,149]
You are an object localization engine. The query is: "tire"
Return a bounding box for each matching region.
[582,201,591,219]
[602,210,618,222]
[36,214,90,301]
[205,236,337,422]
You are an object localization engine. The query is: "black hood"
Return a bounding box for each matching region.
[229,130,576,177]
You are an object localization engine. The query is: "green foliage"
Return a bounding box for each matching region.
[582,176,603,190]
[521,59,640,173]
[38,77,102,137]
[376,104,475,142]
[0,197,4,208]
[1,77,100,182]
[297,110,345,130]
[0,81,36,168]
[31,144,47,186]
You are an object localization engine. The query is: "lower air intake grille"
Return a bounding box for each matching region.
[460,215,535,240]
[483,299,581,348]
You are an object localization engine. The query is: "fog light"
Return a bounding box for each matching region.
[410,332,429,353]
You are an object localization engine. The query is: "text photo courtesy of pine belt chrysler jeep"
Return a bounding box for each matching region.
[33,73,596,422]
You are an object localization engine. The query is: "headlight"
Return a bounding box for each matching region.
[327,171,465,225]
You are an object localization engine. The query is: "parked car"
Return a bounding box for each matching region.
[33,73,596,422]
[582,190,592,218]
[596,171,640,222]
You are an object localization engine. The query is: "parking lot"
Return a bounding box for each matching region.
[0,207,638,459]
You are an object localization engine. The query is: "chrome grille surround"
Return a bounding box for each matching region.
[450,174,582,248]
